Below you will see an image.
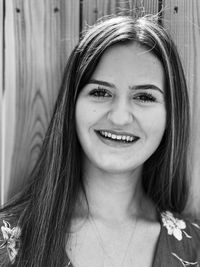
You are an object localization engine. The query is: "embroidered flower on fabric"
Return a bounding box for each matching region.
[0,220,21,264]
[161,211,192,241]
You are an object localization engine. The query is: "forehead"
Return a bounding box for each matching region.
[91,42,165,88]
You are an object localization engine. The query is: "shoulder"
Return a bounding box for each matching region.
[161,211,200,242]
[160,211,200,265]
[0,215,21,266]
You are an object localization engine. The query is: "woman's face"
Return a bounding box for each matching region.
[75,42,166,174]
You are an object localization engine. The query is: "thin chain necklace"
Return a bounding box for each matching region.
[89,214,137,267]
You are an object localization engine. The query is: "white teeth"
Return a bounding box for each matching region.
[99,131,137,142]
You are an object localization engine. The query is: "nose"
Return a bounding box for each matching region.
[107,99,133,126]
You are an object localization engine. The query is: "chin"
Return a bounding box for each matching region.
[96,161,143,174]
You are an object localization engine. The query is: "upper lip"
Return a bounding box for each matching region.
[95,129,139,138]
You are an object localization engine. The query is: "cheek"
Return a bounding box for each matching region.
[76,99,107,127]
[75,100,100,136]
[150,117,166,134]
[140,108,166,138]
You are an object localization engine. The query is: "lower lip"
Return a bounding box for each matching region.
[95,131,139,148]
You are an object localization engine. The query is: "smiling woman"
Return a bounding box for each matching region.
[0,15,200,267]
[76,43,166,174]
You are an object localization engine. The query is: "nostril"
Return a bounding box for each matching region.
[107,108,133,125]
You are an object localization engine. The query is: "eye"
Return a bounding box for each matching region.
[89,87,112,98]
[134,93,156,103]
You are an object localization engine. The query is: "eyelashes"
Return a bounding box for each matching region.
[134,93,156,103]
[89,87,157,103]
[89,87,111,98]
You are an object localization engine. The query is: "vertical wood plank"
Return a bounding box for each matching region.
[82,0,159,29]
[60,0,80,71]
[3,0,79,201]
[0,0,3,204]
[163,0,200,216]
[3,0,17,203]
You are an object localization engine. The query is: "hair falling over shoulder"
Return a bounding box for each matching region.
[0,14,190,266]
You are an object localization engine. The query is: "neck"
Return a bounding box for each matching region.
[77,162,156,224]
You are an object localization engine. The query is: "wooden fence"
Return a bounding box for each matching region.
[1,0,200,217]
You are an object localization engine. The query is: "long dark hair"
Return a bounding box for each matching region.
[0,15,190,266]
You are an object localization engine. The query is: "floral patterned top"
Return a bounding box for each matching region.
[153,211,200,267]
[0,211,200,266]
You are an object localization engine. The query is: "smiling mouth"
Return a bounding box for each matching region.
[96,130,139,144]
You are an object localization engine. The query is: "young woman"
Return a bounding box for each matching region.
[0,15,200,267]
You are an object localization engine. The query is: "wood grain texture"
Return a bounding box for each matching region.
[60,0,80,70]
[3,0,17,203]
[3,0,79,201]
[163,0,200,216]
[0,0,3,204]
[81,0,159,30]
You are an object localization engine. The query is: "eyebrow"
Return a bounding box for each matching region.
[88,79,164,94]
[88,79,116,88]
[129,84,164,94]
